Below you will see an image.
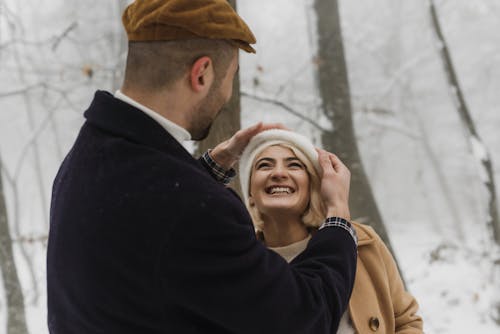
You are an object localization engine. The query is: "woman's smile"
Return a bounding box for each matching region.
[266,185,295,195]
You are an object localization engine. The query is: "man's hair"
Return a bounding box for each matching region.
[123,39,235,92]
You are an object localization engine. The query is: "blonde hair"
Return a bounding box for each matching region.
[247,144,325,232]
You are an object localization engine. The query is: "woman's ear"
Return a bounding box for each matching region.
[189,56,214,93]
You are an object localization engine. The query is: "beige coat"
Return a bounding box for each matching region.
[350,222,423,333]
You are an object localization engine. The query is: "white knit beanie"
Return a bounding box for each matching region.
[239,129,320,206]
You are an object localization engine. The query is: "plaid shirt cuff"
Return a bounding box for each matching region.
[319,217,358,246]
[200,150,236,186]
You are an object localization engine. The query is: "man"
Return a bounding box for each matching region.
[47,1,357,333]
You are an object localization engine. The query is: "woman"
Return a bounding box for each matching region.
[239,129,423,333]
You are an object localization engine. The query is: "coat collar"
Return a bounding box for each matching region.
[352,221,375,247]
[84,90,192,160]
[113,90,191,143]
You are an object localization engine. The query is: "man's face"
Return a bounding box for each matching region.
[190,51,239,140]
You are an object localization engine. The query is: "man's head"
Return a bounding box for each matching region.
[120,0,255,140]
[123,39,235,94]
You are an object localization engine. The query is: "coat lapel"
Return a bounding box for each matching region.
[83,90,196,163]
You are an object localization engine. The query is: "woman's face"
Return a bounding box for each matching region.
[249,145,310,218]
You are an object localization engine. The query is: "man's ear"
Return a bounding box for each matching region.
[190,56,214,93]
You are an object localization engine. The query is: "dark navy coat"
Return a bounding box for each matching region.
[47,91,357,333]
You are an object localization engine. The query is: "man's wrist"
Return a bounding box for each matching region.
[209,146,236,170]
[326,207,350,221]
[320,216,357,246]
[200,150,236,185]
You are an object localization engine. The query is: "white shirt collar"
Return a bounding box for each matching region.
[114,90,191,143]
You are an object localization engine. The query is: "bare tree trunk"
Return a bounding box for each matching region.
[195,0,242,195]
[313,0,396,249]
[0,166,29,334]
[429,0,500,245]
[112,0,129,92]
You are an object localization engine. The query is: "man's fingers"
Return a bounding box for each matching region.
[259,123,288,131]
[231,123,262,146]
[234,122,288,145]
[240,122,262,136]
[211,123,291,169]
[316,149,350,176]
[317,148,335,176]
[327,153,343,173]
[328,153,350,176]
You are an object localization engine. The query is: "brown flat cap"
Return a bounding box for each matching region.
[123,0,256,53]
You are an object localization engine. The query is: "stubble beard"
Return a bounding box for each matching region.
[190,85,227,141]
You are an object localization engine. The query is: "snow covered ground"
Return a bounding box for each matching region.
[391,220,500,333]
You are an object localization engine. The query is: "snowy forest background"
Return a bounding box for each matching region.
[1,0,500,333]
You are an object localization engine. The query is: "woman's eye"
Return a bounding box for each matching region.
[289,162,304,169]
[257,163,271,169]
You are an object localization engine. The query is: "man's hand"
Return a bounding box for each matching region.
[210,123,286,169]
[317,148,351,220]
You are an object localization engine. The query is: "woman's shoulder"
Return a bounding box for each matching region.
[351,221,379,246]
[352,222,398,264]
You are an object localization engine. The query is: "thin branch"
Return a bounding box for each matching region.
[13,98,63,180]
[0,83,44,98]
[273,59,315,99]
[0,155,15,186]
[361,112,421,140]
[373,51,434,104]
[241,91,329,131]
[52,22,78,51]
[12,42,51,232]
[0,81,86,115]
[0,21,78,51]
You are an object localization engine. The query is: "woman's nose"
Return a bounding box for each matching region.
[270,165,288,179]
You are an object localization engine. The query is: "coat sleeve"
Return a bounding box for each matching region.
[377,235,423,333]
[161,188,357,334]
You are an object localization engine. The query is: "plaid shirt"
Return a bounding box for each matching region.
[200,150,236,186]
[320,216,358,246]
